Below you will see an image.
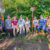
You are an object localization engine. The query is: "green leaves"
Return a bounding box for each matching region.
[2,0,50,19]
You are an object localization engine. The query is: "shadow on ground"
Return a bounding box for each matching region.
[4,38,49,50]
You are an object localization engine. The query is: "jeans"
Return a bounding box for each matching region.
[38,25,45,32]
[6,29,13,37]
[45,26,50,34]
[33,26,38,32]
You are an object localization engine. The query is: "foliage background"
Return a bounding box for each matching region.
[2,0,50,19]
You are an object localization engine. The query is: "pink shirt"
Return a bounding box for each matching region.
[12,19,18,26]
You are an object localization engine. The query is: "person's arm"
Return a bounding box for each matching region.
[17,19,18,26]
[38,19,40,25]
[17,19,18,23]
[37,20,39,26]
[29,20,30,27]
[17,20,18,26]
[18,20,20,26]
[46,20,48,26]
[11,20,14,28]
[25,21,28,27]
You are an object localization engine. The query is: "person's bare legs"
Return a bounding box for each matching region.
[47,34,50,38]
[13,26,16,37]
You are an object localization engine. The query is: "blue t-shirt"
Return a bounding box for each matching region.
[39,18,45,26]
[5,19,12,29]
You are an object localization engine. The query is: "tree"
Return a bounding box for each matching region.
[2,0,50,19]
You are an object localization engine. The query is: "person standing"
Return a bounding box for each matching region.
[5,15,13,37]
[12,15,18,37]
[25,17,30,34]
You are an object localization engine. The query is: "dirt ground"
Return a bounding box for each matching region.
[0,34,50,50]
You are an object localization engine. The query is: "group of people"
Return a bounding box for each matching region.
[33,15,50,38]
[0,15,30,37]
[0,15,50,38]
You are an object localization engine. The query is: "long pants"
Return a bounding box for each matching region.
[45,26,50,34]
[33,26,38,32]
[6,29,13,37]
[13,26,19,37]
[19,26,25,34]
[38,25,45,32]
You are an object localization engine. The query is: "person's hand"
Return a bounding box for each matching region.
[47,34,50,39]
[37,24,39,26]
[48,26,50,29]
[25,24,27,27]
[15,25,17,28]
[7,27,9,29]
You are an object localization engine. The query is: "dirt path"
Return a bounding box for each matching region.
[5,38,49,50]
[0,34,49,50]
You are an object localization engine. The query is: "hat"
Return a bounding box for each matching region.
[34,16,36,17]
[14,15,16,17]
[20,15,23,17]
[8,14,10,16]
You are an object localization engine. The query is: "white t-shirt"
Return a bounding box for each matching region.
[25,20,30,27]
[33,20,38,26]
